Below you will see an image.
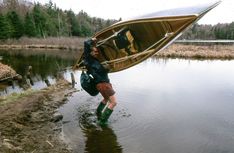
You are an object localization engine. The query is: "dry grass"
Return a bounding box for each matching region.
[0,37,86,50]
[0,63,17,80]
[157,44,234,59]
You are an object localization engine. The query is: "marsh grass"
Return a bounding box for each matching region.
[0,37,86,50]
[157,44,234,59]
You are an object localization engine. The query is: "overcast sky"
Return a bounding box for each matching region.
[32,0,234,25]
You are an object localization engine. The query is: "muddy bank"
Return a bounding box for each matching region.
[0,79,76,153]
[157,44,234,59]
[0,63,17,81]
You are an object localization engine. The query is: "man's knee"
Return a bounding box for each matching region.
[109,95,117,106]
[111,101,117,107]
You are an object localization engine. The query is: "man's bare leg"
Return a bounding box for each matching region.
[101,98,108,104]
[107,95,117,110]
[98,95,117,125]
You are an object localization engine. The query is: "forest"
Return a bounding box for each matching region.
[0,0,117,39]
[180,23,234,40]
[0,0,233,40]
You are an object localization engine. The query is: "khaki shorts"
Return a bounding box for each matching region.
[96,82,115,99]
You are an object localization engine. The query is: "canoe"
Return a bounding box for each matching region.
[75,1,221,73]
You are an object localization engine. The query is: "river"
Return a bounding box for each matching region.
[61,58,234,153]
[1,50,234,153]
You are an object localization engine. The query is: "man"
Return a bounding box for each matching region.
[83,37,117,125]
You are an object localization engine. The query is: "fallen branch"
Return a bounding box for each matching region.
[46,140,54,148]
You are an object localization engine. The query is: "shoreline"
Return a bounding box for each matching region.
[0,79,76,153]
[0,37,85,51]
[0,37,234,59]
[156,44,234,60]
[0,44,82,51]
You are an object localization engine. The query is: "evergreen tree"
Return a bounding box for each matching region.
[67,10,80,36]
[0,14,13,39]
[57,10,70,36]
[45,0,60,36]
[230,22,234,39]
[77,11,92,36]
[7,11,23,38]
[80,21,92,36]
[32,3,47,37]
[24,12,37,37]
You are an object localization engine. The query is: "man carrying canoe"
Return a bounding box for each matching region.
[83,37,117,125]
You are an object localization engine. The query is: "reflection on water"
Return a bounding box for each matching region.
[84,126,122,153]
[78,103,122,153]
[0,49,76,95]
[59,91,123,153]
[60,58,234,153]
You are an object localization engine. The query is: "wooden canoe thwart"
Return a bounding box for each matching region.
[75,1,221,73]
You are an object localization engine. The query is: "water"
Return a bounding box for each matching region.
[0,49,77,95]
[1,50,234,153]
[60,58,234,153]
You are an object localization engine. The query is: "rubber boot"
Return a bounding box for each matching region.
[96,102,106,118]
[98,108,113,126]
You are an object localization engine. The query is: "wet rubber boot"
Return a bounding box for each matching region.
[99,108,113,126]
[96,102,106,118]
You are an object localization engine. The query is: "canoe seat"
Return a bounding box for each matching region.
[113,28,138,56]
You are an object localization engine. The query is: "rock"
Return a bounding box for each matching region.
[14,74,22,80]
[0,135,2,147]
[53,127,62,132]
[52,112,63,122]
[62,120,71,124]
[62,97,67,102]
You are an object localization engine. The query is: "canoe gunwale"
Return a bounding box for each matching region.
[94,15,197,38]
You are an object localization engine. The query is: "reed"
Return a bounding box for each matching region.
[156,44,234,59]
[0,37,86,50]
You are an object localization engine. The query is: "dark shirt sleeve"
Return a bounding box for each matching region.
[87,59,110,83]
[84,39,93,62]
[83,39,110,84]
